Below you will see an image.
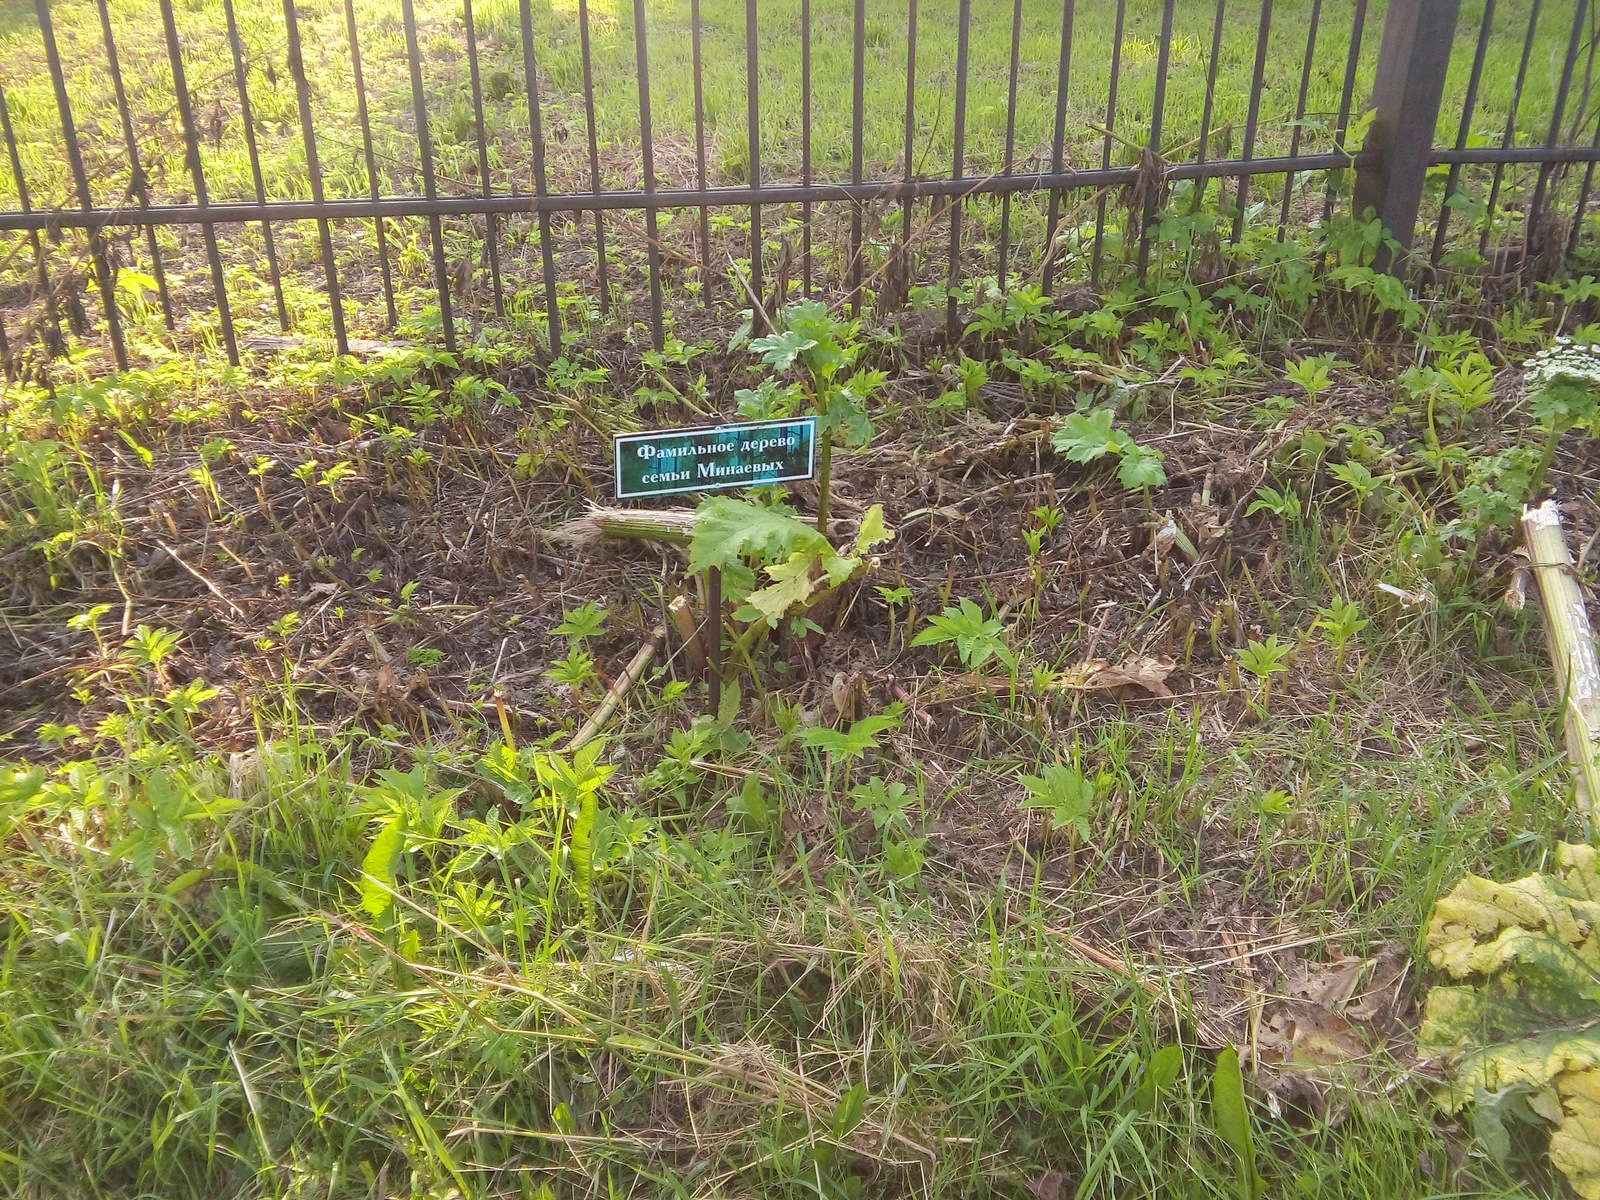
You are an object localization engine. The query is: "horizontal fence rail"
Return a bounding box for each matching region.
[0,0,1594,377]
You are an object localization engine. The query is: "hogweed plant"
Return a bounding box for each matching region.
[66,603,113,657]
[912,598,1015,674]
[1018,762,1095,852]
[874,584,912,649]
[1050,408,1167,491]
[1237,635,1293,712]
[1285,354,1340,402]
[748,301,884,530]
[122,626,182,687]
[552,601,608,650]
[1522,337,1600,496]
[1314,596,1369,677]
[1021,505,1065,620]
[798,707,903,801]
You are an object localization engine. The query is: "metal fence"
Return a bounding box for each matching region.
[0,0,1596,376]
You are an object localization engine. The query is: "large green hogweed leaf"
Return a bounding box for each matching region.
[1420,844,1600,1198]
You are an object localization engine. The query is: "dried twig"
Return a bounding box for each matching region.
[566,626,666,752]
[153,539,246,620]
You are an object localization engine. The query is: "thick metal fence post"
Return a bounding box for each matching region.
[1352,0,1460,269]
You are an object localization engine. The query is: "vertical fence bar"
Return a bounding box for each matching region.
[945,0,971,342]
[633,0,664,350]
[1525,0,1590,266]
[1429,0,1495,263]
[0,79,59,361]
[1568,23,1600,259]
[38,0,127,371]
[1230,0,1275,244]
[1041,0,1074,292]
[901,0,920,250]
[1321,0,1368,226]
[691,0,711,305]
[849,0,866,314]
[1567,117,1600,258]
[1555,29,1600,260]
[1136,0,1177,279]
[222,0,287,332]
[97,0,174,332]
[745,0,763,318]
[463,0,505,322]
[997,0,1023,290]
[1567,24,1600,149]
[156,0,236,365]
[517,0,563,353]
[1092,0,1127,284]
[1190,0,1227,214]
[578,0,610,315]
[1275,0,1321,241]
[283,0,348,356]
[344,0,397,330]
[401,0,454,352]
[803,0,813,297]
[1353,0,1461,265]
[1480,0,1542,259]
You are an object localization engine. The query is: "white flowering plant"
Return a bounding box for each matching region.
[1523,337,1600,495]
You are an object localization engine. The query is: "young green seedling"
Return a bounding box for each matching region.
[1021,505,1064,560]
[1050,408,1167,491]
[66,603,113,657]
[875,584,911,648]
[1327,461,1381,509]
[1018,763,1095,852]
[1284,354,1340,401]
[123,625,182,686]
[546,646,597,683]
[749,301,883,530]
[1313,596,1369,677]
[912,598,1014,673]
[850,776,915,836]
[1236,635,1292,711]
[552,601,608,650]
[798,707,902,798]
[1246,484,1302,523]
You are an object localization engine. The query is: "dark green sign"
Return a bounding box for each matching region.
[613,416,817,500]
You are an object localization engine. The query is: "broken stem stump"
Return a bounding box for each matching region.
[1523,499,1600,826]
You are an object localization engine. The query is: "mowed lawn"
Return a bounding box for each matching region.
[0,0,1579,209]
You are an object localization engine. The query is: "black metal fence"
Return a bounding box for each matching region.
[0,0,1596,376]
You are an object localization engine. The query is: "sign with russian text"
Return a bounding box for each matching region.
[613,416,817,500]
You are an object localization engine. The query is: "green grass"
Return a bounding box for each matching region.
[0,666,1571,1198]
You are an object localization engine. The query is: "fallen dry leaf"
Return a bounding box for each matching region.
[1058,654,1178,699]
[1290,1005,1371,1065]
[829,671,869,724]
[1283,953,1368,1011]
